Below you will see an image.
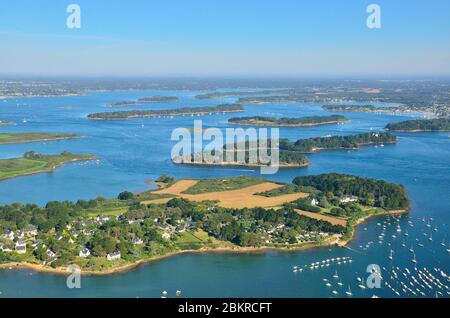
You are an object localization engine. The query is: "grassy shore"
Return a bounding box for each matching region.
[0,133,81,145]
[0,152,96,180]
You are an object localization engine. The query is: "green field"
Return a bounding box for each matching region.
[181,176,266,194]
[0,151,96,180]
[0,132,80,144]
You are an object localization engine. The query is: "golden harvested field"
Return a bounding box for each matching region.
[153,179,199,195]
[143,180,308,209]
[294,209,347,226]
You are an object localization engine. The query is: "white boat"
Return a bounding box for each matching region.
[176,290,182,296]
[412,254,417,264]
[333,271,339,279]
[388,249,394,260]
[345,286,353,296]
[332,290,338,295]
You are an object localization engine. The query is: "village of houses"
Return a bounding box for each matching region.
[0,213,191,266]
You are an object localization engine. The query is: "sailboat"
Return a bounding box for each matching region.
[388,249,394,260]
[345,286,352,296]
[358,278,366,289]
[429,234,433,241]
[412,254,417,264]
[333,270,339,279]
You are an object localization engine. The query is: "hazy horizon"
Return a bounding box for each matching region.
[1,0,450,77]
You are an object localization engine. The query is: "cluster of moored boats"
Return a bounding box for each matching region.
[292,256,353,273]
[382,266,450,297]
[291,214,449,298]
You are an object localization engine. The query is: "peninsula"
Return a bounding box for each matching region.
[322,105,392,112]
[0,133,81,145]
[0,174,409,274]
[385,118,450,132]
[0,120,14,126]
[87,104,244,120]
[228,115,348,127]
[137,96,179,103]
[110,101,137,107]
[0,151,96,180]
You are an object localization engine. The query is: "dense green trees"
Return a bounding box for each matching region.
[385,118,450,131]
[88,104,243,120]
[228,115,348,126]
[118,191,135,200]
[293,173,409,210]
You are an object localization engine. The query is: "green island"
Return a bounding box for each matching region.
[0,133,80,145]
[110,101,137,107]
[228,115,348,127]
[0,120,14,126]
[87,104,244,120]
[0,174,409,274]
[280,132,396,153]
[173,149,309,168]
[137,96,179,103]
[0,151,96,180]
[385,118,450,132]
[174,132,394,168]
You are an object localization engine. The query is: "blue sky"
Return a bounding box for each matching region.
[0,0,449,77]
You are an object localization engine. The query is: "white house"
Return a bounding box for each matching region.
[15,241,27,254]
[22,225,38,236]
[175,225,186,233]
[107,252,121,261]
[340,195,358,203]
[79,248,91,258]
[2,230,14,240]
[162,232,171,240]
[46,249,56,258]
[0,245,13,252]
[132,237,144,245]
[310,198,319,206]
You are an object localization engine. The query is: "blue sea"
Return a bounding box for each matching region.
[0,89,449,297]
